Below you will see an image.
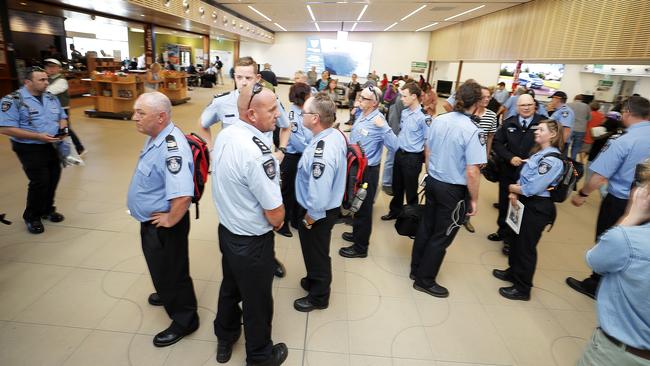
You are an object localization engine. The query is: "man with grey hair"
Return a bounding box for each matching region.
[127,91,199,347]
[499,86,528,119]
[293,92,347,312]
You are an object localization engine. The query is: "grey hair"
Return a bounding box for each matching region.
[310,92,337,127]
[138,92,172,117]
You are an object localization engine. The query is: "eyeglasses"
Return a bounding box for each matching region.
[518,103,535,107]
[247,83,264,109]
[368,85,379,100]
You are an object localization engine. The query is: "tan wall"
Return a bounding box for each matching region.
[428,0,650,62]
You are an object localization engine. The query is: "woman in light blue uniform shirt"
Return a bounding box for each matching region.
[493,119,565,301]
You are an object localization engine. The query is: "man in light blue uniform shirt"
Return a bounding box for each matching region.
[211,86,288,365]
[126,92,199,347]
[339,86,398,259]
[383,83,430,220]
[198,56,290,278]
[548,90,575,143]
[293,93,347,313]
[411,82,487,298]
[0,66,68,234]
[567,95,650,300]
[500,87,527,120]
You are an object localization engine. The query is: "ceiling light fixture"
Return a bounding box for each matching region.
[314,22,320,31]
[415,22,439,31]
[384,22,398,31]
[20,2,27,5]
[400,4,427,21]
[444,4,485,21]
[357,5,368,21]
[307,5,316,22]
[350,22,358,31]
[140,14,145,17]
[274,22,287,31]
[248,5,272,22]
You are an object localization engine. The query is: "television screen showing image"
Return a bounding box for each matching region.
[305,37,372,77]
[499,63,564,96]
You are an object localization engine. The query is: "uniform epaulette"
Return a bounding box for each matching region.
[214,91,230,99]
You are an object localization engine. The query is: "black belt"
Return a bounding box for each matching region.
[398,149,423,154]
[600,328,650,360]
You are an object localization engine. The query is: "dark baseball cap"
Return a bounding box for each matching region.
[550,91,567,99]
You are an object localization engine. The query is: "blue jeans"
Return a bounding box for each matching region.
[570,131,585,161]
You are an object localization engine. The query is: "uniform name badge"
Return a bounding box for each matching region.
[360,128,369,137]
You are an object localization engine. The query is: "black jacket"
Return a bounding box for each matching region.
[493,113,544,179]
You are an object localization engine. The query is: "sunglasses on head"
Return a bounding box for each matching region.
[247,83,264,109]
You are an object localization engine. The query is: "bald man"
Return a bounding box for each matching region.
[490,94,545,254]
[211,84,288,365]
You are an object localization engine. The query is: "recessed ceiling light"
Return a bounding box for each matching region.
[176,23,181,26]
[415,22,439,32]
[384,22,398,31]
[400,5,427,21]
[37,10,44,13]
[140,14,145,17]
[273,22,287,31]
[444,5,486,21]
[356,5,368,21]
[248,5,272,22]
[20,2,27,5]
[350,22,358,31]
[307,5,316,22]
[314,22,320,31]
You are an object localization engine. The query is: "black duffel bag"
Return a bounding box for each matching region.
[395,189,425,238]
[481,151,501,183]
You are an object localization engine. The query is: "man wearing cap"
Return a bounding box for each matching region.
[548,91,575,145]
[44,58,85,156]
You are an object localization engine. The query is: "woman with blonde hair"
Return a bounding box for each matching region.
[145,62,162,92]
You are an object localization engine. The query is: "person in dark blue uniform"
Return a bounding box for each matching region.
[127,92,199,346]
[211,84,288,365]
[382,82,429,220]
[339,86,398,258]
[293,92,347,312]
[566,95,650,299]
[277,82,313,237]
[410,82,487,298]
[0,67,68,234]
[493,120,565,300]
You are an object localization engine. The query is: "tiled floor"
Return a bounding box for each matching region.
[0,83,601,366]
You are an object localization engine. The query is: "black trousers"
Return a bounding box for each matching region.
[65,112,85,153]
[496,170,518,240]
[141,212,198,332]
[298,207,339,305]
[351,165,380,253]
[410,176,468,286]
[389,149,424,215]
[507,196,555,294]
[280,153,302,228]
[214,225,275,364]
[12,141,62,221]
[582,194,628,291]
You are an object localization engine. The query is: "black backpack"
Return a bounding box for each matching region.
[543,152,581,203]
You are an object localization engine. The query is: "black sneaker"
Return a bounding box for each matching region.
[42,212,65,223]
[25,219,44,234]
[565,277,596,300]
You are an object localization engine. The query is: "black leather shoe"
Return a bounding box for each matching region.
[300,277,310,291]
[487,233,503,241]
[148,292,163,306]
[498,286,530,301]
[42,211,65,223]
[247,343,288,366]
[338,245,367,258]
[409,274,416,280]
[341,232,354,242]
[492,202,499,209]
[492,269,513,282]
[502,244,510,256]
[274,259,286,278]
[380,212,398,221]
[153,323,199,347]
[382,186,394,196]
[25,219,44,234]
[463,220,475,233]
[293,296,328,312]
[565,277,596,300]
[216,330,241,363]
[413,281,449,298]
[276,224,293,238]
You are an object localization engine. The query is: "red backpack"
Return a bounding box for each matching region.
[185,133,210,218]
[336,130,368,210]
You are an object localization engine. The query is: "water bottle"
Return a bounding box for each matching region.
[349,183,368,213]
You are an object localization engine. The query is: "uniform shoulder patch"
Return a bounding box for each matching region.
[262,158,276,180]
[479,132,487,146]
[291,122,299,133]
[425,116,432,126]
[561,110,569,118]
[312,162,325,179]
[289,110,294,121]
[165,135,178,152]
[314,140,325,158]
[166,156,183,174]
[1,100,11,112]
[538,161,551,175]
[252,136,271,154]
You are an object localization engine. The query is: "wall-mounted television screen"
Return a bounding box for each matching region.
[305,37,373,77]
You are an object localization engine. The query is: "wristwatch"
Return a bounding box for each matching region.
[278,146,287,154]
[302,218,312,229]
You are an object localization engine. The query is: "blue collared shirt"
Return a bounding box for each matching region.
[504,95,519,119]
[493,89,510,105]
[398,107,430,153]
[587,222,650,350]
[286,104,312,154]
[536,102,549,118]
[518,146,563,197]
[349,108,398,166]
[200,88,290,145]
[0,87,67,144]
[589,121,650,199]
[127,123,194,222]
[295,128,347,220]
[426,112,487,185]
[549,104,575,129]
[211,119,283,236]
